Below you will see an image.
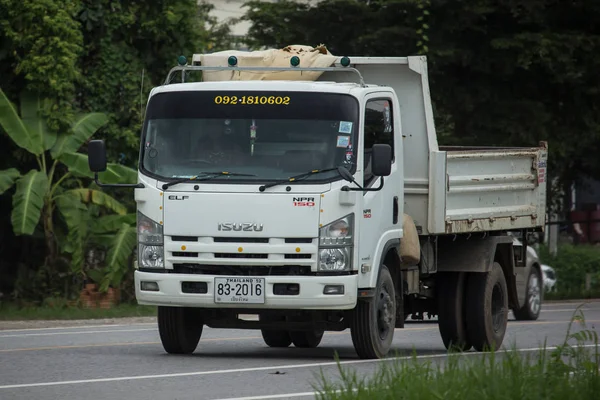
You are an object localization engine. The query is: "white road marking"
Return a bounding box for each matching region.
[210,389,356,400]
[0,328,156,338]
[210,391,318,400]
[0,323,155,333]
[0,344,596,390]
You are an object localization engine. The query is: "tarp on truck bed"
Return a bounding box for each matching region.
[193,44,338,82]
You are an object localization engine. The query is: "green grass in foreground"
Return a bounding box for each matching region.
[313,306,600,400]
[0,302,157,321]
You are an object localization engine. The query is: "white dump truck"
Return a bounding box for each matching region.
[88,45,547,359]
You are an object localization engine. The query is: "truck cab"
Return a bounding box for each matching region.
[88,46,547,359]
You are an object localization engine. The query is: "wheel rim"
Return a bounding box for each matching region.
[491,283,505,332]
[528,273,541,315]
[377,285,394,341]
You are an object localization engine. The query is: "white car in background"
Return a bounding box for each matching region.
[521,241,557,292]
[541,264,557,292]
[510,237,544,320]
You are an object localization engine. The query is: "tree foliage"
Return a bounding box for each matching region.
[0,0,83,131]
[0,0,229,299]
[241,0,600,204]
[75,0,233,164]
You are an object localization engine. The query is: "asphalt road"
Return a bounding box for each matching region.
[1,301,598,400]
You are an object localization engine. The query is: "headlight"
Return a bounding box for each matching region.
[137,212,164,268]
[319,214,354,246]
[318,247,351,271]
[318,214,354,271]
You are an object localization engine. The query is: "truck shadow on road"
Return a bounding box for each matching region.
[185,346,449,361]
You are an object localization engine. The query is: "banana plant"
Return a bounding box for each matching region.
[55,189,137,292]
[0,88,138,273]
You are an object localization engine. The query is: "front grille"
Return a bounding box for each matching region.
[285,238,313,243]
[214,237,269,243]
[173,264,312,276]
[285,254,311,259]
[214,253,269,259]
[172,251,198,257]
[168,236,318,267]
[172,236,198,242]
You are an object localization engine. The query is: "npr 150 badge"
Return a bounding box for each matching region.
[293,197,315,207]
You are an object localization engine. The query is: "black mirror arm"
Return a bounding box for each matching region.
[341,177,384,192]
[94,172,145,189]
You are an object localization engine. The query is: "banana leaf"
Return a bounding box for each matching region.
[20,92,56,152]
[11,169,48,235]
[0,89,37,154]
[100,223,137,291]
[65,188,128,215]
[0,168,20,194]
[59,151,138,184]
[51,113,109,158]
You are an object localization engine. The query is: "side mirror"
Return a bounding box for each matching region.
[88,139,107,173]
[371,144,392,177]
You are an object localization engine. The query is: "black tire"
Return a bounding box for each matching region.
[513,267,543,321]
[261,330,292,347]
[465,262,509,351]
[289,330,324,348]
[350,264,396,359]
[260,314,292,348]
[157,306,203,354]
[437,271,472,351]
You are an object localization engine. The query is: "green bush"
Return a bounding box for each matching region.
[313,307,600,400]
[537,244,600,298]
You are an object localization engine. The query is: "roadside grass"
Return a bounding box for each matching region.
[0,301,157,321]
[313,305,600,400]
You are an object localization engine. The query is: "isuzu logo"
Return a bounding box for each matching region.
[218,223,264,232]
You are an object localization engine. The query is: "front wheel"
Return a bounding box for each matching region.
[158,306,203,354]
[350,264,396,359]
[513,267,543,321]
[289,330,324,348]
[260,314,292,348]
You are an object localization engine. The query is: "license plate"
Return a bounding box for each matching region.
[214,277,265,304]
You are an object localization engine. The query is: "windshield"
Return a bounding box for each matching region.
[140,90,359,182]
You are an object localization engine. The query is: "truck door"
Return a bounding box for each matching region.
[358,94,404,288]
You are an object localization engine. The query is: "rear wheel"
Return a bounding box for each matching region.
[289,330,324,348]
[513,267,542,321]
[465,262,509,351]
[260,314,292,348]
[436,271,472,351]
[158,306,203,354]
[350,264,396,359]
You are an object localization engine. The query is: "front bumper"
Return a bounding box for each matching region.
[134,270,358,310]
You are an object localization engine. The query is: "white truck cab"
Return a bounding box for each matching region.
[88,46,547,359]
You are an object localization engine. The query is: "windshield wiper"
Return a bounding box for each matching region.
[258,167,342,192]
[162,171,256,190]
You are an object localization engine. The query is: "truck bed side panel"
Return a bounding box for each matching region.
[433,146,547,234]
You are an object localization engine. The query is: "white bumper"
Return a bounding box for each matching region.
[134,270,358,310]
